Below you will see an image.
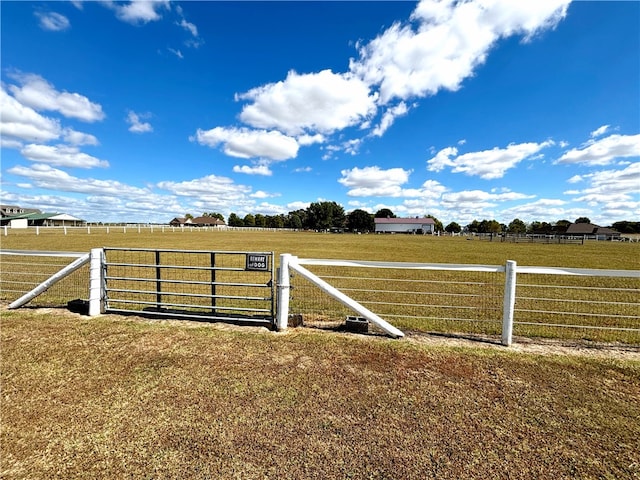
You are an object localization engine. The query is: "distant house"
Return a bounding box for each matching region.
[0,204,41,218]
[565,222,620,240]
[0,212,85,228]
[169,216,226,228]
[374,217,435,234]
[190,216,226,227]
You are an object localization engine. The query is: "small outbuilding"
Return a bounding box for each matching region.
[374,217,435,234]
[565,222,620,240]
[168,216,226,228]
[0,212,85,227]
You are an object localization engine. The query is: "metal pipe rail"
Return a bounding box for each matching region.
[106,287,271,302]
[106,298,272,314]
[103,247,273,255]
[104,275,269,288]
[104,262,246,272]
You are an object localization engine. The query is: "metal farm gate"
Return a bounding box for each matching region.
[103,248,275,327]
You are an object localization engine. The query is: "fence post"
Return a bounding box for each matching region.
[276,254,292,331]
[502,260,517,346]
[89,248,105,316]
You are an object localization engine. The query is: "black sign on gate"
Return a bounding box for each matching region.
[246,253,269,271]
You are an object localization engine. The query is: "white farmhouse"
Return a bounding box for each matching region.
[374,217,435,234]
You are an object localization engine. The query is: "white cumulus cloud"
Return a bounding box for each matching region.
[427,140,554,179]
[113,0,170,24]
[237,69,377,136]
[192,126,299,161]
[297,133,325,146]
[63,129,99,146]
[126,111,153,133]
[556,134,640,166]
[339,166,412,197]
[233,163,273,176]
[8,73,105,122]
[0,87,61,143]
[157,175,252,198]
[565,162,640,203]
[20,144,109,168]
[8,164,143,195]
[440,189,534,211]
[157,174,261,214]
[350,0,570,105]
[500,198,568,222]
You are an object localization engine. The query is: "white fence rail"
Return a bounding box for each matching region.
[2,225,289,236]
[512,266,640,342]
[280,256,510,341]
[0,250,90,308]
[279,256,640,345]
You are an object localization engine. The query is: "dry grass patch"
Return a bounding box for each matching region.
[2,308,639,479]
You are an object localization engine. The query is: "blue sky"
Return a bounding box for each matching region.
[1,0,638,226]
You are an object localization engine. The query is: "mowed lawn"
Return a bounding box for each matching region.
[2,230,640,478]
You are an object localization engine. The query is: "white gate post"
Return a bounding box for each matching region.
[89,248,105,316]
[502,260,517,346]
[276,254,292,331]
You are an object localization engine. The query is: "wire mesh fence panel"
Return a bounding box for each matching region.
[289,264,504,336]
[514,273,640,343]
[103,248,274,325]
[0,253,89,307]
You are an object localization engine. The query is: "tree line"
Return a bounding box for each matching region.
[184,205,639,234]
[462,218,640,235]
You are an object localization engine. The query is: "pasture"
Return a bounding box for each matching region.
[2,226,639,268]
[2,228,639,342]
[1,228,640,478]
